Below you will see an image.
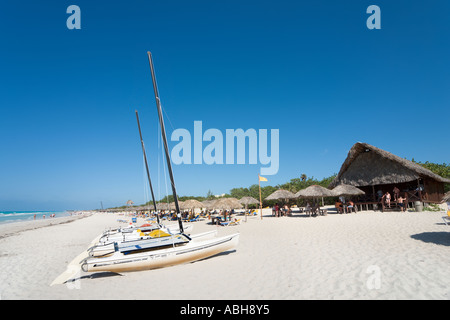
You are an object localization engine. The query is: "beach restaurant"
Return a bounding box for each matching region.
[329,142,450,210]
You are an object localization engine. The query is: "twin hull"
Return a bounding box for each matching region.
[81,233,239,273]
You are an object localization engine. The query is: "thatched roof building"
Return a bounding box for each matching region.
[329,142,450,203]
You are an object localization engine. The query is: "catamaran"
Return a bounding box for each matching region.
[86,109,196,256]
[50,52,239,285]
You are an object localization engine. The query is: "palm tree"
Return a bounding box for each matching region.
[300,173,307,181]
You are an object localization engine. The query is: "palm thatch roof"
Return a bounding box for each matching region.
[442,191,450,202]
[265,189,296,200]
[239,196,259,205]
[331,184,365,197]
[156,202,171,210]
[329,142,450,188]
[295,185,335,198]
[180,199,204,210]
[202,199,217,210]
[211,198,243,210]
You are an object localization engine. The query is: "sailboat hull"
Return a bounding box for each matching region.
[81,233,239,273]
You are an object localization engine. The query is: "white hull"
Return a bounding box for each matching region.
[89,229,216,258]
[81,233,239,273]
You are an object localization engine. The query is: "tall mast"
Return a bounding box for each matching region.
[146,51,184,234]
[135,110,159,224]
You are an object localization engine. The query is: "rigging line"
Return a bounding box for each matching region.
[156,119,170,207]
[142,153,150,210]
[158,103,179,198]
[160,102,176,131]
[157,108,178,195]
[157,121,161,204]
[161,132,170,206]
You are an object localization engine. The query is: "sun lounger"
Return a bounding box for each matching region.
[220,219,241,226]
[189,215,201,222]
[442,216,450,226]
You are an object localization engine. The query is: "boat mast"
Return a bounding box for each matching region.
[135,110,159,224]
[146,51,184,234]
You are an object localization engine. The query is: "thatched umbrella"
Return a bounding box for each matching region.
[265,189,296,202]
[239,196,259,222]
[202,199,217,210]
[207,198,242,222]
[169,201,184,211]
[331,184,365,197]
[239,196,259,208]
[295,185,335,215]
[156,202,169,210]
[180,199,204,210]
[213,198,243,210]
[180,199,204,218]
[295,185,335,198]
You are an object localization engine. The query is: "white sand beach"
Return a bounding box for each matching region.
[0,209,449,300]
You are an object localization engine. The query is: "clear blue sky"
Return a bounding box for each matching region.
[0,1,449,210]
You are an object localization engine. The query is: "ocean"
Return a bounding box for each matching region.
[0,211,70,224]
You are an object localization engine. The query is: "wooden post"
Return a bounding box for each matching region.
[258,174,263,220]
[417,179,422,201]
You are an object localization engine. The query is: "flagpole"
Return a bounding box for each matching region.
[258,174,263,220]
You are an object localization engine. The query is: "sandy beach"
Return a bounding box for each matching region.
[0,209,449,300]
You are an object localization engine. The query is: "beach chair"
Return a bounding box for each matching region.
[189,214,200,222]
[220,218,241,226]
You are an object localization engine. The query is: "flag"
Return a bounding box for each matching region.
[259,175,268,182]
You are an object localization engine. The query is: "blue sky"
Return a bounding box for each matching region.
[0,1,449,210]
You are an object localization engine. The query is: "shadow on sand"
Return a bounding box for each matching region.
[410,232,450,246]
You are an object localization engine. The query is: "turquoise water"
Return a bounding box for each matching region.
[0,211,69,224]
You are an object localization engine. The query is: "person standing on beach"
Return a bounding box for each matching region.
[397,195,407,212]
[393,187,400,201]
[385,192,391,208]
[274,203,279,217]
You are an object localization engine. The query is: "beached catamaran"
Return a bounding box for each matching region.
[86,109,195,257]
[51,52,239,284]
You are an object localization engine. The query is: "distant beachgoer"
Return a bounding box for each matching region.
[33,214,36,220]
[274,203,280,217]
[385,192,391,208]
[335,200,343,214]
[284,204,290,216]
[347,200,355,213]
[397,196,406,212]
[393,187,400,201]
[43,214,46,219]
[377,190,383,201]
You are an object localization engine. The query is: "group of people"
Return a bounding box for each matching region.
[378,186,408,212]
[33,213,56,220]
[335,199,356,214]
[272,203,291,217]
